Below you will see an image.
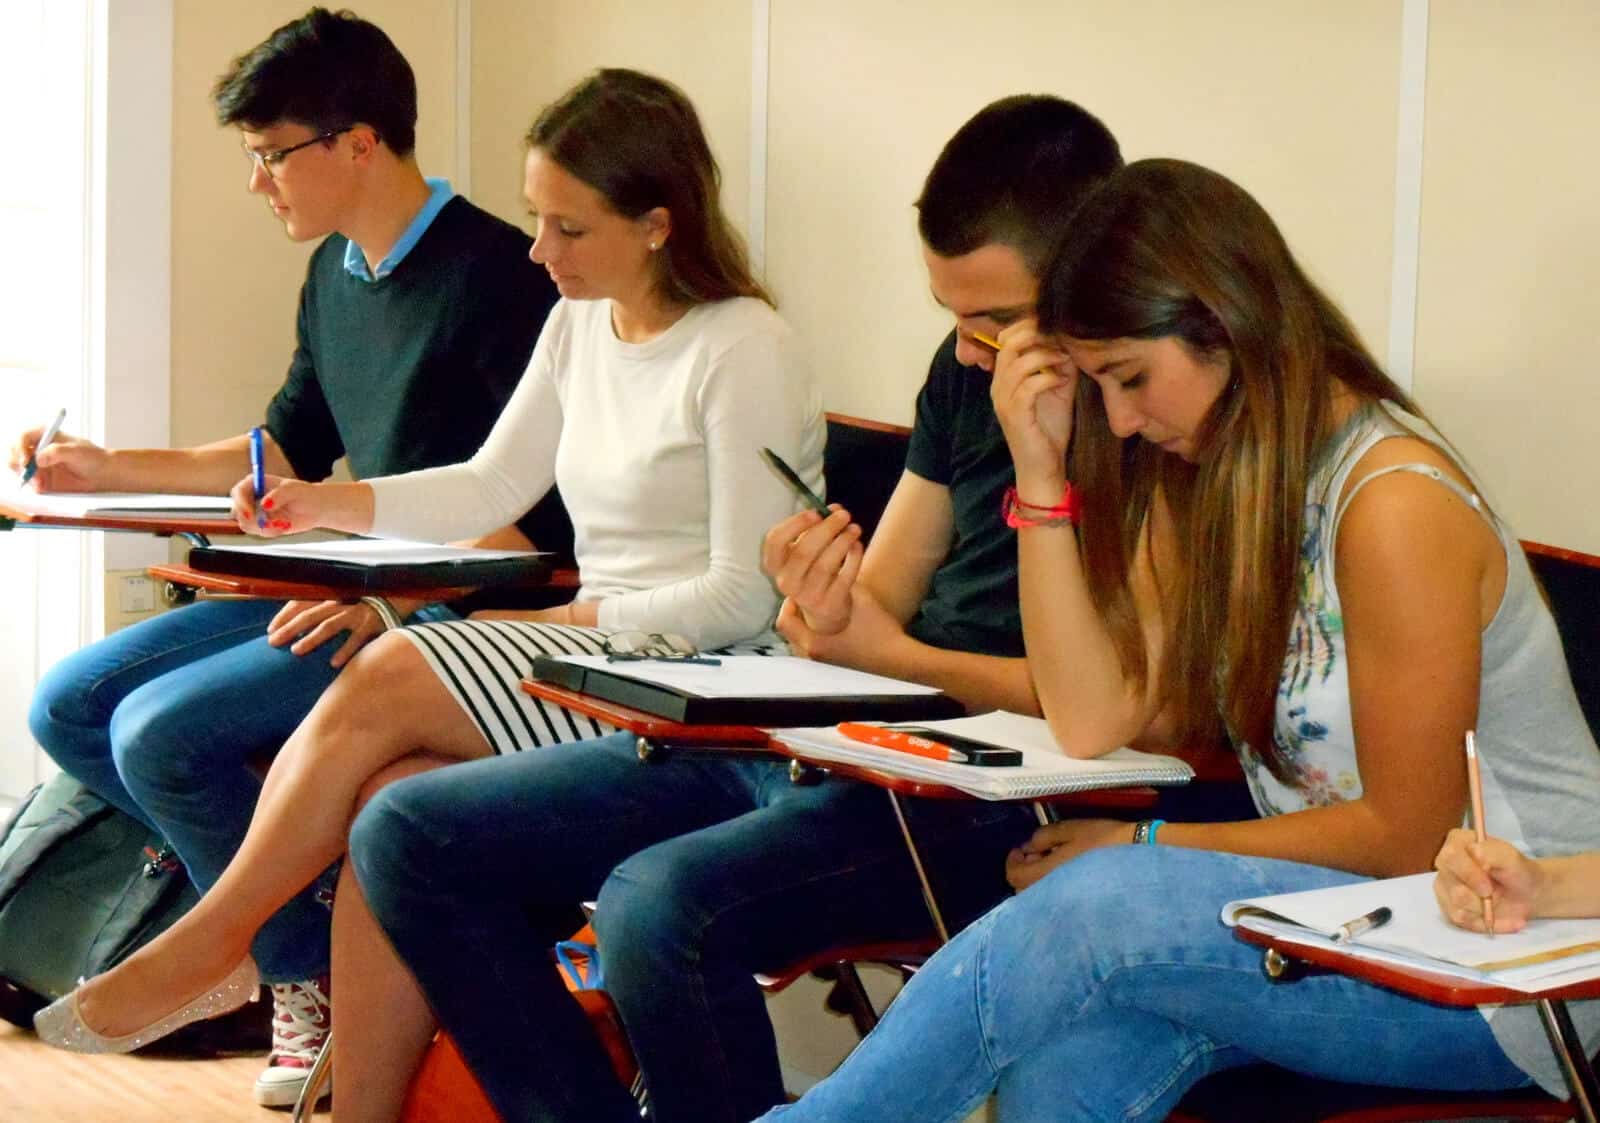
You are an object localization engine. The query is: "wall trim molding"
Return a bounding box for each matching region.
[455,0,472,196]
[1386,0,1429,392]
[95,0,173,578]
[748,0,771,277]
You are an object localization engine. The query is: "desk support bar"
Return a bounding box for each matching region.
[191,591,404,631]
[1536,998,1600,1123]
[886,790,950,945]
[360,596,404,631]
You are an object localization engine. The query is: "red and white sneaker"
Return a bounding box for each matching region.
[254,975,332,1109]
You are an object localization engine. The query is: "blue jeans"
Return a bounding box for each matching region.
[349,732,1036,1123]
[29,597,453,981]
[758,845,1532,1123]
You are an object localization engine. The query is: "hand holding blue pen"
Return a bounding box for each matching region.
[20,408,67,486]
[249,427,267,528]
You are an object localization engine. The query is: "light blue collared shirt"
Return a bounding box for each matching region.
[343,177,455,282]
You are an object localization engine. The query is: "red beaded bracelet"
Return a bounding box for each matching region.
[1002,483,1081,529]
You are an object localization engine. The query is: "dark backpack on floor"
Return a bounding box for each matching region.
[0,772,267,1053]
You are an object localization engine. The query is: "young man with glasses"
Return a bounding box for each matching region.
[8,8,560,1108]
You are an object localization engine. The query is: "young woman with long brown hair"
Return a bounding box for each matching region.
[32,67,823,1120]
[757,158,1600,1121]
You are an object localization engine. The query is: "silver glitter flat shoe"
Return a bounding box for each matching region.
[33,958,259,1054]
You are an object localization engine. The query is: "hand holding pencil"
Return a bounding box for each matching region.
[1432,827,1543,935]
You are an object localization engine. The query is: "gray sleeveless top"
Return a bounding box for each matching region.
[1238,400,1600,1092]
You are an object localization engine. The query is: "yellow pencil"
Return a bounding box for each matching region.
[971,331,1001,353]
[1465,731,1496,935]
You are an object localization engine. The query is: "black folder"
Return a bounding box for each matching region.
[187,544,550,594]
[529,655,965,725]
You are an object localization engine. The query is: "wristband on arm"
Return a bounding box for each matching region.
[1002,483,1081,529]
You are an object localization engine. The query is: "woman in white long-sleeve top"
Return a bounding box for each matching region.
[32,68,824,1087]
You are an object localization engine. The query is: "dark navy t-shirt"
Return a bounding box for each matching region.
[903,332,1023,659]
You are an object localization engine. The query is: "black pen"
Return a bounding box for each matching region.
[759,447,829,516]
[1332,906,1393,945]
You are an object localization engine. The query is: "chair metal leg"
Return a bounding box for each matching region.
[828,960,881,1037]
[291,1027,335,1122]
[886,790,950,943]
[1535,998,1600,1123]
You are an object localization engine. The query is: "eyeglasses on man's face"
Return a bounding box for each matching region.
[602,631,721,666]
[244,127,351,181]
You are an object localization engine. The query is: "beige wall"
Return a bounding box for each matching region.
[169,1,1600,551]
[766,0,1402,426]
[468,0,752,239]
[1412,2,1600,550]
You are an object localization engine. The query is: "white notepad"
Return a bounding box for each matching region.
[1223,873,1600,991]
[198,537,541,568]
[1,488,233,518]
[770,711,1195,800]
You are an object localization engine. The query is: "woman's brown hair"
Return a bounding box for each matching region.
[526,68,770,307]
[1037,159,1415,778]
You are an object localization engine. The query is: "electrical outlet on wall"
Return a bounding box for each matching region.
[105,570,166,633]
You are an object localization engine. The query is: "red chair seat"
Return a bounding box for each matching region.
[398,925,638,1123]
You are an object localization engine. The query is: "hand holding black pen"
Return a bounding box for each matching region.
[762,503,862,640]
[760,445,862,639]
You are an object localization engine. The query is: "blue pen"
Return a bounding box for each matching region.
[21,408,66,486]
[249,426,266,528]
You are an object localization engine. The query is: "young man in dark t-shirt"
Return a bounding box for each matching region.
[8,9,559,1108]
[343,96,1122,1123]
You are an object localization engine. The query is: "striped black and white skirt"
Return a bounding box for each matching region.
[395,620,784,755]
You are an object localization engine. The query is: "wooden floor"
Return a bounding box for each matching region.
[0,1021,327,1122]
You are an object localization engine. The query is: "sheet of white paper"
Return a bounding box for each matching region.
[1224,872,1600,976]
[1234,915,1600,992]
[200,538,543,568]
[1,487,232,516]
[554,654,943,699]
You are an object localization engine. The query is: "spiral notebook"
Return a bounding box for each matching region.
[768,710,1195,800]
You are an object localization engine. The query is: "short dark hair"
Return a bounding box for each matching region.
[916,95,1122,272]
[527,69,770,307]
[212,8,418,157]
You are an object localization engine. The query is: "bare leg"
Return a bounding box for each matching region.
[332,754,455,1123]
[75,633,493,1038]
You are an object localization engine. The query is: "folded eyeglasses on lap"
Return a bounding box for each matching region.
[602,631,721,666]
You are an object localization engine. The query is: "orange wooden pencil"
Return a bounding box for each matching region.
[1465,730,1496,934]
